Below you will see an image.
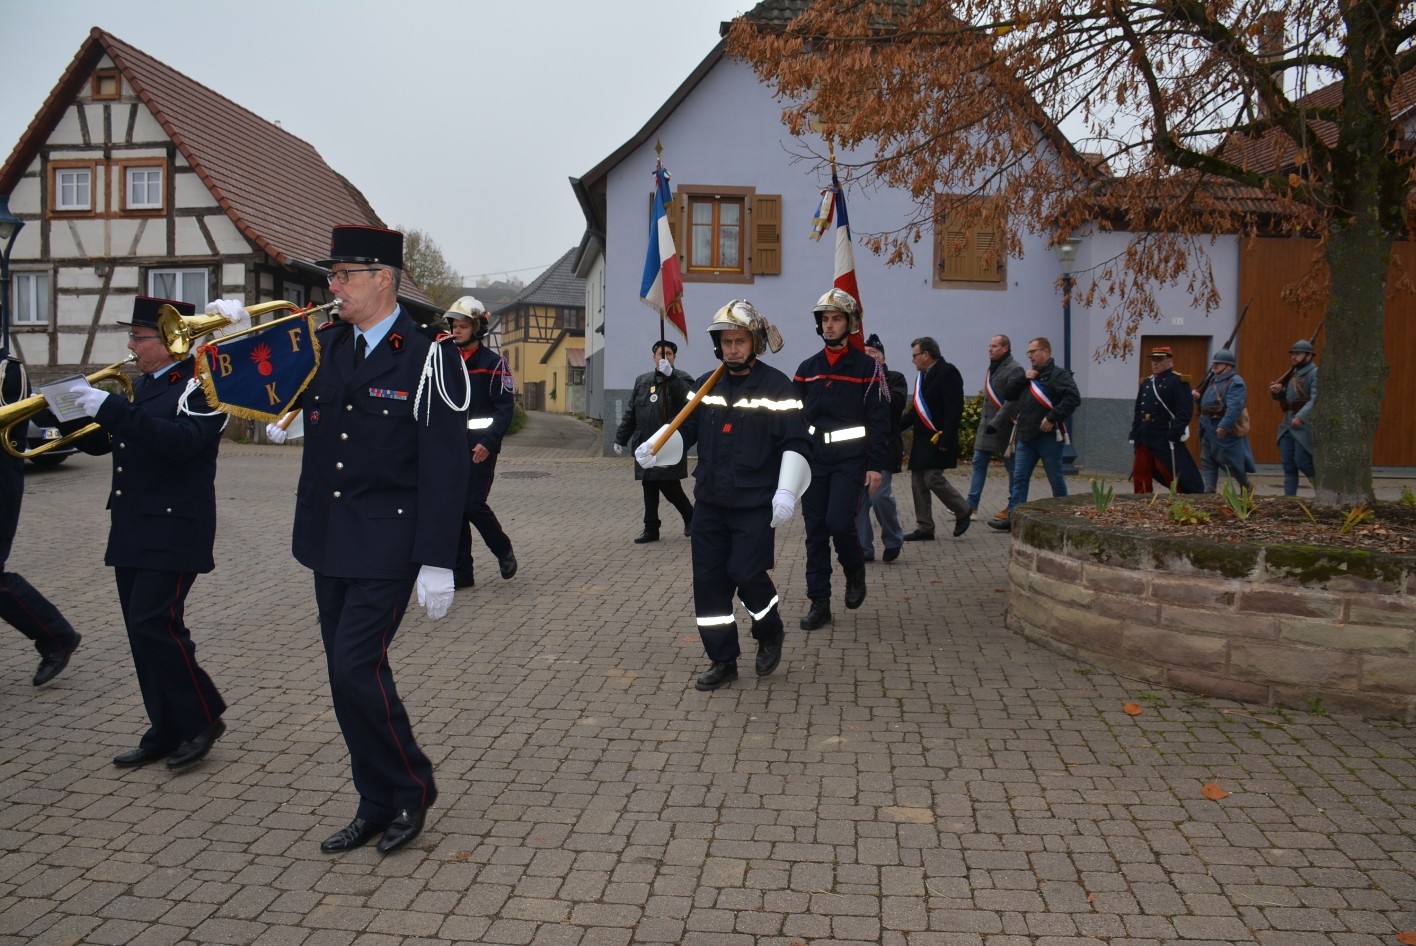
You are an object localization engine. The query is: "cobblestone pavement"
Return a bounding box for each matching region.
[2,414,1415,946]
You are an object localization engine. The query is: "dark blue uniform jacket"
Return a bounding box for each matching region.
[793,346,891,476]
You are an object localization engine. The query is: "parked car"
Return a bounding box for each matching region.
[25,419,77,466]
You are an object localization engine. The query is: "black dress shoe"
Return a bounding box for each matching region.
[113,746,171,768]
[953,513,972,537]
[453,570,475,589]
[166,718,226,770]
[845,570,867,609]
[633,529,660,544]
[799,599,832,630]
[903,530,935,541]
[498,551,518,579]
[377,808,428,854]
[682,514,693,537]
[987,517,1011,531]
[33,632,81,686]
[320,817,389,854]
[695,660,738,691]
[755,633,784,677]
[882,546,901,563]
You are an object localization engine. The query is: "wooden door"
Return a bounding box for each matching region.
[1139,334,1209,467]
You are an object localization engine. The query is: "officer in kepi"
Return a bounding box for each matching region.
[792,289,889,631]
[260,225,471,855]
[636,301,812,692]
[442,296,517,589]
[1129,345,1202,493]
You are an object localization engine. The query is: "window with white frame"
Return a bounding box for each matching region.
[12,272,51,325]
[56,168,92,211]
[148,268,209,308]
[126,166,163,210]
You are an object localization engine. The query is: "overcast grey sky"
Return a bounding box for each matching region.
[1,0,751,284]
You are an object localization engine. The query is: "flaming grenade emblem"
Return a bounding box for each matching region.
[250,342,274,377]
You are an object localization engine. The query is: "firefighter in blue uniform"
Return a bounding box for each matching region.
[793,289,889,631]
[259,226,471,855]
[442,296,517,589]
[1,355,82,686]
[69,297,229,770]
[1128,345,1203,493]
[635,301,811,691]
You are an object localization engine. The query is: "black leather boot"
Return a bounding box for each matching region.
[799,599,832,630]
[695,660,738,691]
[755,632,784,676]
[845,570,867,609]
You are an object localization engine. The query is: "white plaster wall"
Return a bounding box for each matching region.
[204,214,249,255]
[48,110,87,147]
[584,251,605,361]
[222,263,247,287]
[174,221,215,256]
[601,57,1067,393]
[174,172,220,209]
[56,266,106,293]
[1068,231,1242,399]
[129,108,166,143]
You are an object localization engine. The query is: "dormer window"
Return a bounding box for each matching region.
[92,70,121,100]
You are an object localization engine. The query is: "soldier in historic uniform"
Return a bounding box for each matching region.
[1,355,81,686]
[69,297,229,770]
[443,296,517,588]
[1129,346,1203,493]
[1270,339,1318,496]
[793,289,889,630]
[1196,349,1254,492]
[261,226,470,855]
[636,301,811,691]
[614,339,694,544]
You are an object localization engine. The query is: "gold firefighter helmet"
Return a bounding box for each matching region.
[706,300,783,359]
[812,288,860,336]
[444,295,489,339]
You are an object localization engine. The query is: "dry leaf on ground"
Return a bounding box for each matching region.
[1202,782,1230,800]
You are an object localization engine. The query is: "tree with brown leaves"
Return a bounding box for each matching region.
[398,226,463,311]
[726,0,1414,506]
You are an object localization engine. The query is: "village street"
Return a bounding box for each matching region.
[1,414,1414,946]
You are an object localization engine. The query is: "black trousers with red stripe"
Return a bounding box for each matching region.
[114,567,225,753]
[314,573,437,822]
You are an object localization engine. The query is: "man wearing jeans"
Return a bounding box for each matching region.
[966,334,1024,520]
[987,337,1079,530]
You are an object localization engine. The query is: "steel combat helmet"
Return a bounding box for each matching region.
[707,300,783,361]
[811,288,860,337]
[444,295,489,340]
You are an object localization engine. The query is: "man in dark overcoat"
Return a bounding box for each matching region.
[903,336,971,540]
[70,297,228,770]
[614,339,693,543]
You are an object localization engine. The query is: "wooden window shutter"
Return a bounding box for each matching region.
[937,203,1003,283]
[751,194,782,275]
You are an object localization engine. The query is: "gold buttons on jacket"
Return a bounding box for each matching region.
[115,490,122,496]
[345,404,353,411]
[340,433,349,441]
[335,462,343,470]
[116,466,123,473]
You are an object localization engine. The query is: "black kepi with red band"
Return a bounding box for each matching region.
[317,226,404,269]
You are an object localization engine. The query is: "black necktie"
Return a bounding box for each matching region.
[354,335,367,368]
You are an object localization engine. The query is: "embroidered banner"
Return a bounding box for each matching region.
[195,311,322,422]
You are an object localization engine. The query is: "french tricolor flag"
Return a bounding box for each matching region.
[639,159,687,338]
[810,168,864,349]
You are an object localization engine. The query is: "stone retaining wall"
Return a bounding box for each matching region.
[1005,496,1416,721]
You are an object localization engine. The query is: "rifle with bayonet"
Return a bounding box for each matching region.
[1193,297,1252,398]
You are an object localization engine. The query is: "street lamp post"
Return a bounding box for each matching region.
[1053,238,1083,474]
[0,196,24,357]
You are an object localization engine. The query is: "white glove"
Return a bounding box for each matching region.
[69,384,111,418]
[657,358,672,375]
[206,299,251,331]
[415,565,455,620]
[613,443,624,456]
[634,441,658,469]
[770,488,796,528]
[265,423,288,445]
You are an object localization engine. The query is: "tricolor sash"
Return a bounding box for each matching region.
[984,368,1004,409]
[1029,379,1070,443]
[912,375,937,433]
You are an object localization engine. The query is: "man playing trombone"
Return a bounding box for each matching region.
[67,296,234,771]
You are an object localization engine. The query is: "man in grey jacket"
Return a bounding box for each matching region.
[987,337,1080,530]
[966,334,1024,521]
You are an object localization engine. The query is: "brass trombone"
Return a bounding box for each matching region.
[0,299,339,459]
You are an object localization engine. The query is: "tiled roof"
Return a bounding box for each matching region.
[0,28,431,308]
[493,247,585,313]
[1217,70,1416,174]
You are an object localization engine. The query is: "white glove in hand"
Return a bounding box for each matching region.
[657,358,672,375]
[206,299,251,331]
[634,441,658,469]
[415,565,455,620]
[265,423,288,445]
[69,384,111,418]
[613,442,624,456]
[769,487,796,528]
